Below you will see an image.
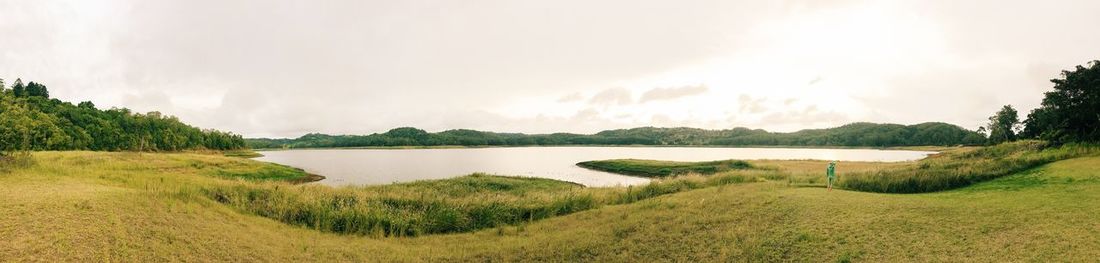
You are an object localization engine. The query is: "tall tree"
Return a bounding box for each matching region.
[0,101,67,154]
[24,82,49,98]
[11,78,24,97]
[986,105,1020,144]
[1022,60,1100,143]
[77,101,96,109]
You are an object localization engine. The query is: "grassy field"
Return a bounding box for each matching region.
[2,148,1100,261]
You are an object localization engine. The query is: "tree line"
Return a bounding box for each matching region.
[247,122,986,149]
[0,78,246,157]
[984,60,1100,145]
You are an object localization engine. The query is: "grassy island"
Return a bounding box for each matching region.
[577,159,758,177]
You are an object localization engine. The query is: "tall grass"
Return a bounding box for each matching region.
[222,150,263,158]
[613,172,761,203]
[838,140,1099,193]
[577,159,757,177]
[0,152,34,172]
[201,170,768,237]
[201,174,599,237]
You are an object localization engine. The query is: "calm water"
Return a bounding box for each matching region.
[257,147,934,187]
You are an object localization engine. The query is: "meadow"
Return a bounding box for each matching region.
[2,144,1100,261]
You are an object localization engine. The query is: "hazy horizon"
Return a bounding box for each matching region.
[253,122,970,139]
[3,1,1099,138]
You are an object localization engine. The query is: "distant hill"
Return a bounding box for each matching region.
[247,122,986,149]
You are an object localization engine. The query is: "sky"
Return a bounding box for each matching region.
[2,1,1098,138]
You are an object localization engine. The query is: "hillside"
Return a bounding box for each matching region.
[247,122,986,149]
[0,79,245,152]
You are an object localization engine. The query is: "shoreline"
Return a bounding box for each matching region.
[289,172,326,184]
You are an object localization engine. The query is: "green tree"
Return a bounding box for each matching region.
[0,77,247,152]
[77,101,96,109]
[986,105,1020,144]
[25,82,49,98]
[11,78,24,97]
[0,101,68,155]
[0,100,32,155]
[25,82,40,97]
[1022,60,1100,143]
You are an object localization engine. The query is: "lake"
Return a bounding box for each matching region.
[256,147,935,187]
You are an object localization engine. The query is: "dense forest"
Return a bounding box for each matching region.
[247,122,987,149]
[0,78,246,156]
[985,60,1100,145]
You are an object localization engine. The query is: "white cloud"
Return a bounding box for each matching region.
[639,85,709,103]
[556,92,584,103]
[737,94,768,114]
[588,88,634,106]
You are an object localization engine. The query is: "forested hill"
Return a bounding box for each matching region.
[0,78,245,153]
[247,122,986,149]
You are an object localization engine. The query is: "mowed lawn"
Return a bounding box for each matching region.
[1,152,1099,261]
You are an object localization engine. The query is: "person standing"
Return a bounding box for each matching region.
[827,161,837,191]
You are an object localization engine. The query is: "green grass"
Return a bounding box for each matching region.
[577,159,757,177]
[222,150,264,158]
[0,151,764,238]
[203,171,767,237]
[201,174,600,237]
[838,140,1100,193]
[3,147,1100,261]
[579,142,1099,194]
[611,173,758,203]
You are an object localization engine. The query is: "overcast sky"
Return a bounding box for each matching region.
[2,1,1098,138]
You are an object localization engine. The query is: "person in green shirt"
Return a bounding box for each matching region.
[826,161,837,191]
